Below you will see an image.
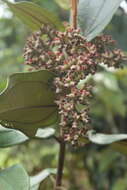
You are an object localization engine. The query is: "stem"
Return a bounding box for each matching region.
[70,0,78,29]
[55,139,66,190]
[54,1,78,189]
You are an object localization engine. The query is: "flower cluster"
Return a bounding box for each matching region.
[23,25,126,145]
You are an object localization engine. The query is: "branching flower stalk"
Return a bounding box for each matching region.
[23,2,126,189]
[24,25,125,144]
[23,25,126,188]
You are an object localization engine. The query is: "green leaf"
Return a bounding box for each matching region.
[78,0,123,41]
[111,141,127,155]
[6,1,63,31]
[92,72,126,117]
[0,70,58,137]
[93,72,119,91]
[87,130,127,145]
[54,0,70,10]
[77,74,92,89]
[98,149,119,172]
[0,164,29,190]
[0,126,56,148]
[30,168,56,190]
[0,126,28,148]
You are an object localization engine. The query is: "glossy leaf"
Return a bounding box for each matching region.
[6,1,63,31]
[78,0,123,41]
[30,168,56,190]
[0,164,29,190]
[0,70,58,137]
[87,130,127,145]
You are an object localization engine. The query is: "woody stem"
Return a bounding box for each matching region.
[54,138,66,190]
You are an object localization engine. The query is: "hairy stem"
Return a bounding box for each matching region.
[55,139,66,190]
[70,0,78,29]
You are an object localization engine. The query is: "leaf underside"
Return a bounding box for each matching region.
[0,165,29,190]
[87,130,127,145]
[0,126,28,148]
[30,168,56,190]
[78,0,123,41]
[0,125,56,148]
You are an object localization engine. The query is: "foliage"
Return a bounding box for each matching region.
[6,1,63,31]
[0,165,29,190]
[0,0,127,189]
[78,0,123,41]
[0,70,57,136]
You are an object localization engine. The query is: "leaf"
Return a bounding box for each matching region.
[77,74,92,89]
[30,168,56,190]
[99,149,119,172]
[0,70,58,137]
[93,72,119,91]
[54,0,70,10]
[35,128,55,139]
[111,141,127,155]
[0,164,29,190]
[92,72,126,117]
[78,0,123,41]
[78,136,90,145]
[0,126,56,148]
[0,126,28,148]
[87,130,127,145]
[6,1,63,31]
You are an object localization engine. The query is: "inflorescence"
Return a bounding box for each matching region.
[23,25,126,145]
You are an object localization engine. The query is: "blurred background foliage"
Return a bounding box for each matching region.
[0,0,127,189]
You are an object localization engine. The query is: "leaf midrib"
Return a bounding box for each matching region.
[0,104,57,115]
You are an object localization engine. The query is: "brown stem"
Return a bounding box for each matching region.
[70,0,78,29]
[55,139,66,190]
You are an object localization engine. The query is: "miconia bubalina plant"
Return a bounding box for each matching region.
[24,25,126,145]
[0,0,127,189]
